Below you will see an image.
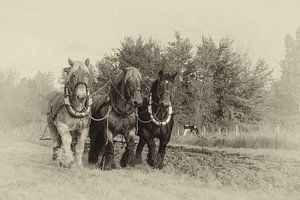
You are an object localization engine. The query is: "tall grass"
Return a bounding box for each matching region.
[171,126,300,150]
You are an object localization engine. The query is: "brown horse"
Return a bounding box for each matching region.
[88,67,142,170]
[135,70,177,169]
[47,58,95,168]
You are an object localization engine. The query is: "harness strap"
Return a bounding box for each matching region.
[147,93,173,126]
[64,86,92,118]
[88,105,112,122]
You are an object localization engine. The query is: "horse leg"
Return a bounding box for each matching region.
[157,125,172,169]
[146,137,159,167]
[120,128,136,168]
[56,123,74,168]
[48,123,61,161]
[157,137,170,169]
[88,122,103,165]
[135,136,146,164]
[74,127,89,168]
[103,129,116,170]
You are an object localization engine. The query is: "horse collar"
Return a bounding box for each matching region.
[110,100,135,117]
[64,86,92,118]
[148,93,173,126]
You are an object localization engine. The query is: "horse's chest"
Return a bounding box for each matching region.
[108,113,136,134]
[70,118,89,130]
[62,117,89,131]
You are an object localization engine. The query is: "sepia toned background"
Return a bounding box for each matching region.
[1,0,300,77]
[0,1,300,200]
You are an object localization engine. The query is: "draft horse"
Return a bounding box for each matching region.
[88,67,142,170]
[135,70,177,169]
[47,58,93,168]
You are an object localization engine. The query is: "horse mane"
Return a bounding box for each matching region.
[150,80,159,94]
[113,67,141,86]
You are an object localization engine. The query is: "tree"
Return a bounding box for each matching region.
[164,32,195,121]
[99,36,165,95]
[192,36,272,130]
[266,28,300,128]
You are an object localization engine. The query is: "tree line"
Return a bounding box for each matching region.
[95,30,300,131]
[1,29,299,131]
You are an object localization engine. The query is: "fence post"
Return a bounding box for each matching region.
[235,125,239,137]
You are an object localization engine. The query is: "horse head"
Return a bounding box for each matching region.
[122,67,143,107]
[63,58,91,102]
[151,70,177,107]
[112,66,142,108]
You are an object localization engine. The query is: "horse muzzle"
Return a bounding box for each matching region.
[75,84,88,102]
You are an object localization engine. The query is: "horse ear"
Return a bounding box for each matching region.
[158,70,164,80]
[144,75,155,82]
[64,67,71,74]
[85,58,90,66]
[63,67,71,79]
[68,58,74,67]
[122,67,128,73]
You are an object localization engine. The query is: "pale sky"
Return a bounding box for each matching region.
[0,0,299,79]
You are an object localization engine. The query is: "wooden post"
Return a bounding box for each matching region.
[235,125,239,137]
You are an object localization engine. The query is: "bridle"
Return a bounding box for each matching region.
[137,80,174,126]
[64,81,92,118]
[109,79,140,117]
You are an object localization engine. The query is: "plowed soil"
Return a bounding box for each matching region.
[113,142,300,192]
[1,135,300,200]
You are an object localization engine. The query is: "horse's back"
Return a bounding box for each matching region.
[47,91,64,124]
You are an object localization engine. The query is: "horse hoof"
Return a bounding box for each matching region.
[103,166,112,170]
[147,155,158,167]
[52,154,58,161]
[58,157,74,168]
[59,161,72,168]
[102,161,116,170]
[156,161,165,169]
[103,163,115,170]
[120,159,127,168]
[135,159,142,165]
[134,155,143,165]
[74,161,83,169]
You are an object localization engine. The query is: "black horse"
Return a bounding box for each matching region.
[135,70,177,169]
[88,67,142,170]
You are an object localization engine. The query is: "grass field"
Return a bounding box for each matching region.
[0,123,300,200]
[172,126,300,150]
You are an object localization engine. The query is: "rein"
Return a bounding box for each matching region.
[87,79,135,121]
[109,80,136,117]
[88,105,112,122]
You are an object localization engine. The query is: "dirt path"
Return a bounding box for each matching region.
[0,136,300,200]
